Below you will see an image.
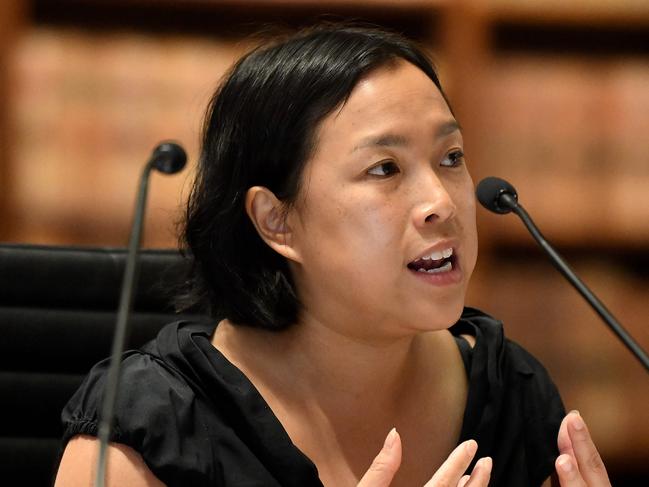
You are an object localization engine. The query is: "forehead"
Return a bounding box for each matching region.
[315,60,454,147]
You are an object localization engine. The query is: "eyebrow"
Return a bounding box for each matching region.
[437,119,462,137]
[351,119,461,153]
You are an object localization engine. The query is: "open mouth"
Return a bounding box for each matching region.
[407,247,456,274]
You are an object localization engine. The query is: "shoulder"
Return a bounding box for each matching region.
[453,306,558,381]
[61,320,219,486]
[454,307,564,407]
[453,307,565,485]
[63,321,207,427]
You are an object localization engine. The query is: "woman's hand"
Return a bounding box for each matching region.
[358,429,491,487]
[555,411,611,486]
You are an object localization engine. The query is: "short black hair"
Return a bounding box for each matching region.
[180,23,450,330]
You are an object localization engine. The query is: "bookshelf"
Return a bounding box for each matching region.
[464,3,649,476]
[2,0,648,482]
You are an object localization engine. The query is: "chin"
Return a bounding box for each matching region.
[406,299,466,333]
[436,295,467,326]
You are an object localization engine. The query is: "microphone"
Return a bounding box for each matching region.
[95,142,187,487]
[476,176,649,374]
[475,176,518,214]
[150,141,188,174]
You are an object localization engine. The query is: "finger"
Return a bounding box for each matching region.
[557,411,576,457]
[567,413,611,487]
[357,428,402,487]
[424,440,478,487]
[555,454,587,487]
[457,475,471,487]
[463,457,492,487]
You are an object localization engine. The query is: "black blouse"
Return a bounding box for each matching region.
[61,307,565,486]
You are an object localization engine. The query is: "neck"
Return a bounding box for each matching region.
[213,314,467,487]
[213,312,450,418]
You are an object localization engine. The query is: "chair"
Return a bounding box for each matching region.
[0,243,208,486]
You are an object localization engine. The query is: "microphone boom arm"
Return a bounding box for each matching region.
[499,192,649,374]
[95,160,153,487]
[94,142,187,487]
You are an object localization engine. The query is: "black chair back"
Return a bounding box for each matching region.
[0,244,208,486]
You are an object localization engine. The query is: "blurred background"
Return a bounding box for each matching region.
[1,0,648,483]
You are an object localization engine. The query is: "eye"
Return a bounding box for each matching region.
[441,150,465,168]
[367,161,400,177]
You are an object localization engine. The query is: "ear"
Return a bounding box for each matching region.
[245,186,302,263]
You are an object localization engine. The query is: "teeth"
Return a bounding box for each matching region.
[420,247,453,261]
[416,261,453,274]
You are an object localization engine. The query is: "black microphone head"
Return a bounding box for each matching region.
[150,142,187,174]
[476,176,518,214]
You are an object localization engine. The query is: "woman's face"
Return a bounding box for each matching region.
[287,60,478,340]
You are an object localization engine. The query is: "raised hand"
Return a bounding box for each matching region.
[358,429,491,487]
[555,411,611,486]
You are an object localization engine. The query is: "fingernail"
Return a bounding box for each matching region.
[573,414,585,431]
[478,457,493,470]
[558,456,573,473]
[570,409,581,417]
[384,428,397,451]
[465,439,478,456]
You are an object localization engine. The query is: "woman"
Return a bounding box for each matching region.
[55,25,611,487]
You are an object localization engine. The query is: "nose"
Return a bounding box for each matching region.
[411,173,457,228]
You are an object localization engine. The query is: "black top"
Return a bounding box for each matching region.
[61,307,565,486]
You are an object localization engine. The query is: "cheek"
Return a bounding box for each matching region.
[297,190,403,271]
[350,203,402,251]
[457,191,479,270]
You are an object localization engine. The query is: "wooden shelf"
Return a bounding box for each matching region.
[33,0,447,6]
[476,0,649,27]
[29,0,447,44]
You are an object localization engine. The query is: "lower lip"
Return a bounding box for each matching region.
[408,258,462,286]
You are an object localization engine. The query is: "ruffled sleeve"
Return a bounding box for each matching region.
[61,346,218,487]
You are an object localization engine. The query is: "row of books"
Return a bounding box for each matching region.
[10,27,252,246]
[473,54,649,245]
[9,28,649,247]
[480,55,649,172]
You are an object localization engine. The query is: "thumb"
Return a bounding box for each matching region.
[357,428,402,487]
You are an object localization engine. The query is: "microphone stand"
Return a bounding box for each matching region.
[94,159,152,487]
[499,192,649,374]
[95,143,186,487]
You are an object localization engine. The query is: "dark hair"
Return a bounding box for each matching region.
[180,23,450,330]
